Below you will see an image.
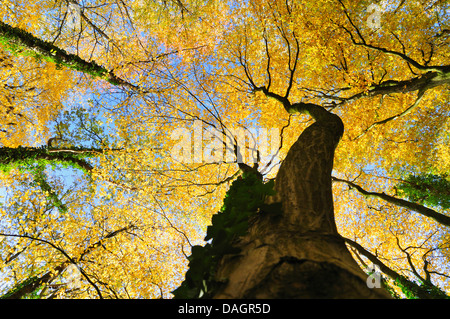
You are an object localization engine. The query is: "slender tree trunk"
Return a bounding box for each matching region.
[0,20,144,91]
[211,104,391,298]
[0,146,93,172]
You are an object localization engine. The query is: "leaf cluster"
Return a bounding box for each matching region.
[172,171,275,298]
[396,174,450,209]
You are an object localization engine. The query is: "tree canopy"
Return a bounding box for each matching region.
[0,0,449,299]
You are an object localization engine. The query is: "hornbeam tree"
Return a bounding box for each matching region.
[0,0,449,299]
[203,100,391,298]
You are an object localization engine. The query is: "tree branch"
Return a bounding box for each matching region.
[332,176,450,228]
[353,87,426,139]
[0,20,153,93]
[337,0,447,73]
[343,236,447,298]
[0,232,103,299]
[1,224,135,299]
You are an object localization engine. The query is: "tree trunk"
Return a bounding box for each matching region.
[0,20,143,90]
[211,104,391,298]
[0,146,94,172]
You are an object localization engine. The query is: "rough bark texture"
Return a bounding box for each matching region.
[211,104,391,299]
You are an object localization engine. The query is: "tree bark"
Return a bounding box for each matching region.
[211,103,391,298]
[0,20,144,91]
[0,146,93,172]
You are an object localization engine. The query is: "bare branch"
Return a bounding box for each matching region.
[0,232,103,299]
[332,176,450,228]
[353,88,426,140]
[337,0,446,73]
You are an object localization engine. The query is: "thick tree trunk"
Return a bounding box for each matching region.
[211,104,391,298]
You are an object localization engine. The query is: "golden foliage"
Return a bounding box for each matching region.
[0,0,449,298]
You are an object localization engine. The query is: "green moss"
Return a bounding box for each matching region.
[31,165,68,214]
[0,146,94,174]
[0,20,115,84]
[0,275,41,299]
[393,275,450,299]
[172,171,276,299]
